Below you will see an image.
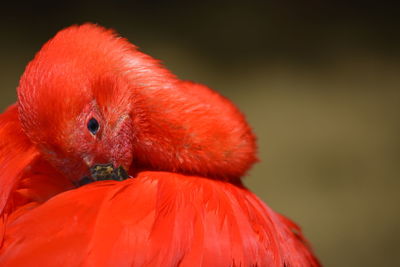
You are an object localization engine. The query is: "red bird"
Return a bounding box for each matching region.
[0,24,320,266]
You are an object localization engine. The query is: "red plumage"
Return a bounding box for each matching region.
[0,24,320,266]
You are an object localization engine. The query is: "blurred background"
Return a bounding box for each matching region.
[0,1,399,266]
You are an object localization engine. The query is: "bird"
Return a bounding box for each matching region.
[0,24,320,266]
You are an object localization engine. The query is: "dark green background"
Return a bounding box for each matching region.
[1,1,399,266]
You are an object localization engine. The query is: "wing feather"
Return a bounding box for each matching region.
[1,171,320,266]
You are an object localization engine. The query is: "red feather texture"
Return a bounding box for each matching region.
[0,24,320,266]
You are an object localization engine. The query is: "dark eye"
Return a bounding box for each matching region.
[87,118,100,135]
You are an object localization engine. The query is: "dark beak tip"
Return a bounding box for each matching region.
[77,163,130,186]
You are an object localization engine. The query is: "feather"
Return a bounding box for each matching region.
[0,105,74,247]
[0,105,37,213]
[1,172,319,266]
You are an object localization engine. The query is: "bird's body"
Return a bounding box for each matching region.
[0,24,320,266]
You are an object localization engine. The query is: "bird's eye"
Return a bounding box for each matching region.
[87,118,100,135]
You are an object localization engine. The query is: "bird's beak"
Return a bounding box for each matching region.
[90,163,129,181]
[77,163,130,186]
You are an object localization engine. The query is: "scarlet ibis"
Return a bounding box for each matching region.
[0,24,320,266]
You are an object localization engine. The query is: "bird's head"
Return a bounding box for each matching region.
[17,25,137,181]
[17,24,257,183]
